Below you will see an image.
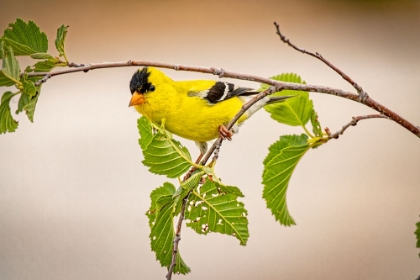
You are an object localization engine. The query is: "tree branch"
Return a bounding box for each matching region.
[30,61,358,101]
[274,22,367,99]
[28,60,420,138]
[271,23,419,137]
[166,193,190,280]
[327,114,389,139]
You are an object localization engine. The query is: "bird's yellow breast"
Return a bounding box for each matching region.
[134,77,248,143]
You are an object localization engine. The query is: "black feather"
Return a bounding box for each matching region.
[205,82,255,104]
[130,67,152,94]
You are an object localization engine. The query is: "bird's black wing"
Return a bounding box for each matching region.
[188,82,257,104]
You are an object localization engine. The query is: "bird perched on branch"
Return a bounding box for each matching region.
[129,67,291,162]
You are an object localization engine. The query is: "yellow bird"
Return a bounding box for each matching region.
[129,67,290,162]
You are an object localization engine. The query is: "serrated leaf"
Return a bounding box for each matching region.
[138,116,154,150]
[0,71,15,86]
[263,134,307,168]
[16,91,39,122]
[262,134,309,226]
[262,73,313,127]
[311,109,323,137]
[180,171,204,191]
[30,53,54,59]
[217,183,244,198]
[22,79,37,96]
[0,19,48,58]
[147,182,176,226]
[0,91,18,134]
[415,221,420,258]
[33,58,60,73]
[16,91,29,114]
[55,25,68,57]
[185,180,249,245]
[174,251,191,275]
[147,182,191,275]
[1,43,20,83]
[142,132,192,178]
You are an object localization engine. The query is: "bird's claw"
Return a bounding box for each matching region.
[218,125,233,141]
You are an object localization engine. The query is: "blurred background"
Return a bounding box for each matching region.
[0,0,419,279]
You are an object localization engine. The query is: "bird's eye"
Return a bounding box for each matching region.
[149,85,155,92]
[137,87,142,93]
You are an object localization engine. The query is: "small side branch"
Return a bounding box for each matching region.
[273,22,367,99]
[327,114,389,139]
[166,193,190,280]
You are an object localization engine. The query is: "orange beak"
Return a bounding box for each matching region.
[129,92,145,107]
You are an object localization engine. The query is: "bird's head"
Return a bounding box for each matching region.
[129,67,173,107]
[129,67,155,106]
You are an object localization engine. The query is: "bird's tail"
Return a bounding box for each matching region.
[266,95,294,104]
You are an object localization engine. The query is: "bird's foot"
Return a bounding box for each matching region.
[218,125,233,141]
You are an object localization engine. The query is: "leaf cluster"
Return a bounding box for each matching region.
[139,117,249,274]
[260,73,325,225]
[0,19,69,133]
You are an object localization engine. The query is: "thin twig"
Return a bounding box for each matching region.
[327,114,389,139]
[166,193,190,280]
[273,22,368,100]
[35,73,52,85]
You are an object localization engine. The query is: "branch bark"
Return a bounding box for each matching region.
[166,194,189,280]
[327,114,388,139]
[274,22,366,98]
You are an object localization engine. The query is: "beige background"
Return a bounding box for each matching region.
[1,0,419,279]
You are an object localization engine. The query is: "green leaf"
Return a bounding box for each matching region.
[217,183,245,198]
[55,25,68,57]
[174,251,191,275]
[179,171,204,191]
[0,91,18,134]
[0,19,48,58]
[142,132,193,178]
[262,73,313,127]
[16,91,39,122]
[311,110,323,137]
[138,116,154,150]
[33,58,60,73]
[185,179,249,246]
[415,221,420,258]
[30,53,54,60]
[262,134,309,226]
[22,79,37,96]
[147,182,191,275]
[263,134,306,168]
[0,70,15,86]
[147,182,176,227]
[1,43,21,83]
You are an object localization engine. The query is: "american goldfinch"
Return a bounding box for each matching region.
[129,67,290,161]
